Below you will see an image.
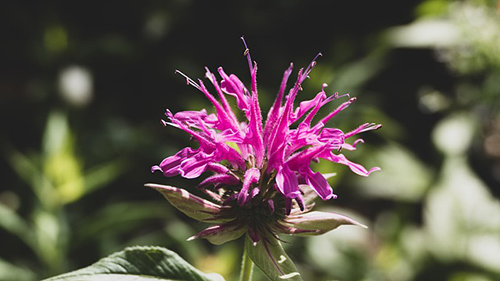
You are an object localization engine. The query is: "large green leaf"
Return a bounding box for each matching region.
[43,246,224,281]
[244,235,303,281]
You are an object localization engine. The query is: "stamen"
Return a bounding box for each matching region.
[345,123,382,139]
[313,52,323,61]
[175,70,201,90]
[240,36,253,73]
[312,97,357,131]
[299,52,322,83]
[326,92,350,104]
[352,139,365,148]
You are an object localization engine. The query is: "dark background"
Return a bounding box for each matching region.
[1,1,499,280]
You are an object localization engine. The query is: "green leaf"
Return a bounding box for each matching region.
[244,235,303,281]
[43,246,224,281]
[42,110,85,205]
[4,146,58,209]
[0,203,36,249]
[145,183,226,223]
[0,257,36,281]
[83,159,128,195]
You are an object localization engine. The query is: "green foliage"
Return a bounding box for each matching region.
[2,1,500,280]
[43,246,224,281]
[0,111,148,279]
[0,258,36,281]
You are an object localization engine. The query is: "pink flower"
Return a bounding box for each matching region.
[152,38,379,211]
[149,38,381,279]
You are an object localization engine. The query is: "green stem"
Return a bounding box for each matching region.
[239,246,254,281]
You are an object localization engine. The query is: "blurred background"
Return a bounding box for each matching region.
[1,0,500,280]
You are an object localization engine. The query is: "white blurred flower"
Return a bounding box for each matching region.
[58,65,93,107]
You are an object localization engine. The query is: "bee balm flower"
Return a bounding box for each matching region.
[148,38,381,279]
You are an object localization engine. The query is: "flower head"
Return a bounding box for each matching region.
[148,38,381,278]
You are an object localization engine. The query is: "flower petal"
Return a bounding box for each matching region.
[172,109,217,129]
[246,88,265,166]
[198,174,240,188]
[263,63,293,145]
[275,165,300,199]
[291,89,326,124]
[324,153,380,176]
[219,68,250,111]
[318,128,345,148]
[179,153,212,179]
[152,147,199,177]
[314,97,357,129]
[238,168,261,206]
[303,168,336,200]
